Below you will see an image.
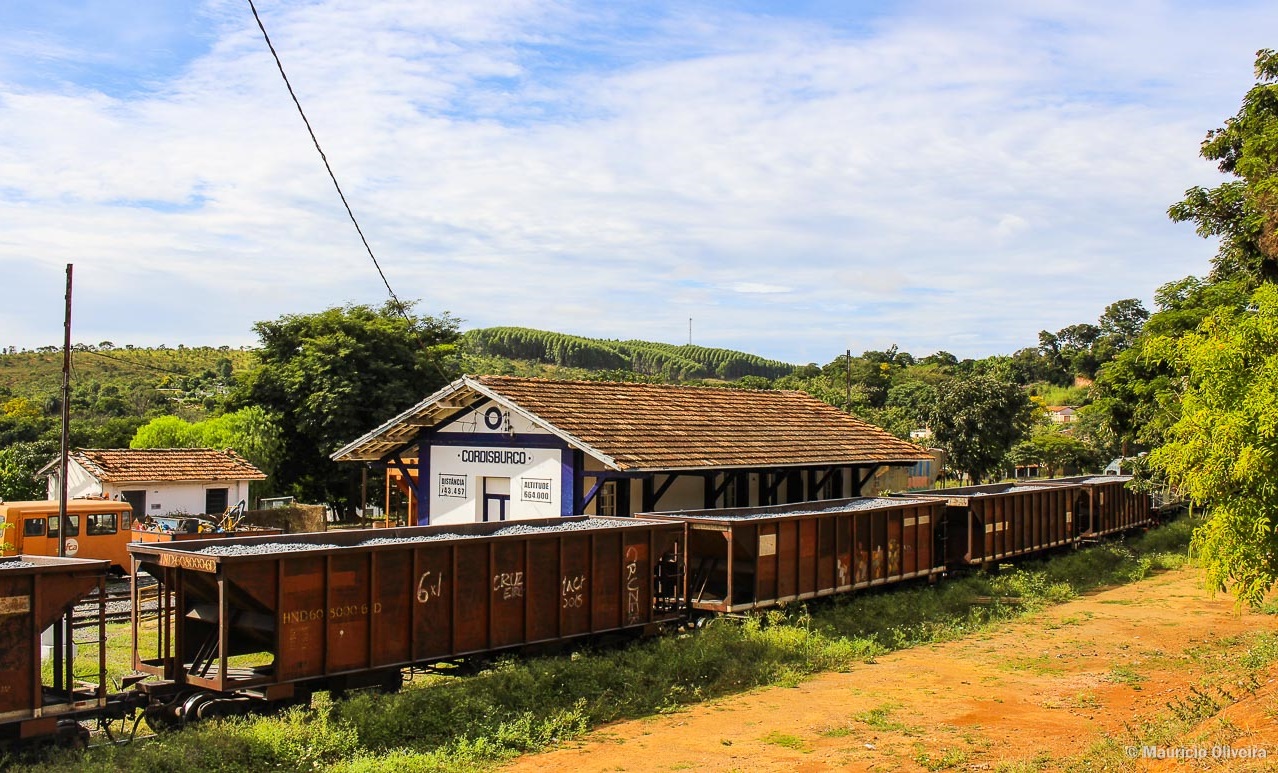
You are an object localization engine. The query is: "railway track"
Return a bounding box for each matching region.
[72,575,160,627]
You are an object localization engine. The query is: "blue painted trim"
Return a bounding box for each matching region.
[417,440,431,525]
[572,450,585,515]
[431,401,488,433]
[582,478,606,510]
[560,448,574,516]
[432,432,568,449]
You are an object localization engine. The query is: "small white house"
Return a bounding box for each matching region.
[39,448,266,518]
[1045,406,1078,424]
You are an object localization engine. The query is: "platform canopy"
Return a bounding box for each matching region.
[332,375,931,472]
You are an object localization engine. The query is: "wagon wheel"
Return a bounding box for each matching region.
[143,690,192,733]
[54,720,90,749]
[180,693,215,726]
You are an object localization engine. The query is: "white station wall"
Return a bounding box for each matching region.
[426,400,563,526]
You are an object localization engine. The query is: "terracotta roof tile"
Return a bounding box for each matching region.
[64,448,266,483]
[473,376,929,470]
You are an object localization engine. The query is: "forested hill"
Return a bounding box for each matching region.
[461,327,795,381]
[0,345,255,394]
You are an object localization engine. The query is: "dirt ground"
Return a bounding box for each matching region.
[502,566,1278,772]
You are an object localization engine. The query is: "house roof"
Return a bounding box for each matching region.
[39,448,267,483]
[332,375,931,471]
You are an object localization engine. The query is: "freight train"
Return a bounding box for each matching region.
[1,475,1156,746]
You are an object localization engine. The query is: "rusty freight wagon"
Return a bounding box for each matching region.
[910,483,1080,567]
[0,555,109,744]
[127,516,685,723]
[1028,476,1152,538]
[640,497,946,614]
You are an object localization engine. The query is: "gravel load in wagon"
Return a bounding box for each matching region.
[0,560,39,569]
[970,485,1056,495]
[666,496,933,521]
[360,518,650,546]
[196,542,343,556]
[191,517,654,554]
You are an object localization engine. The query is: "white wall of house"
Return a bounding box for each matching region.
[45,460,254,516]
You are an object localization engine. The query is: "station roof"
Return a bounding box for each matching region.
[38,448,267,482]
[332,375,931,472]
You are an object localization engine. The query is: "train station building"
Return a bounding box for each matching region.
[332,375,931,527]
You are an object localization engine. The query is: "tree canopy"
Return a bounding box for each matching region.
[238,303,460,513]
[927,374,1034,484]
[1145,49,1278,606]
[1150,284,1278,606]
[1168,48,1278,284]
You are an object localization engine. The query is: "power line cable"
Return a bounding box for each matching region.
[246,0,411,323]
[76,348,199,378]
[245,0,455,386]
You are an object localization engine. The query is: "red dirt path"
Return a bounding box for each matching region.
[502,566,1278,772]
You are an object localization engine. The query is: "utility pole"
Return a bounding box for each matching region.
[688,318,692,346]
[58,264,72,557]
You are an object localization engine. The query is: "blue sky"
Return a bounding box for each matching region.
[1,1,1274,365]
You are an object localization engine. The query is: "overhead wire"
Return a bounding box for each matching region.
[245,0,410,324]
[76,348,200,379]
[244,0,454,384]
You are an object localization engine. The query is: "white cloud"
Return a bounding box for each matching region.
[0,0,1273,362]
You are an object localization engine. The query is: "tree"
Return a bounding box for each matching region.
[0,441,51,501]
[927,375,1034,483]
[130,407,283,483]
[1092,299,1150,363]
[1168,49,1278,284]
[239,302,460,514]
[130,415,202,448]
[1009,431,1098,478]
[1150,284,1278,607]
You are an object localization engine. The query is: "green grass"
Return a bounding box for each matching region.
[851,704,919,735]
[14,515,1200,773]
[760,731,807,750]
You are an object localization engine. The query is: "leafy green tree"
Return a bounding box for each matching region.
[130,415,202,448]
[240,303,460,514]
[1091,277,1251,454]
[927,375,1034,483]
[884,381,936,430]
[1092,299,1150,363]
[130,407,283,483]
[1009,430,1099,478]
[0,441,51,501]
[1150,284,1278,606]
[1168,49,1278,283]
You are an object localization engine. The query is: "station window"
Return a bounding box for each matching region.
[596,481,617,517]
[23,518,46,537]
[47,515,80,537]
[86,512,118,536]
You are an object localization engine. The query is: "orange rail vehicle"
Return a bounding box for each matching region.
[0,500,134,574]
